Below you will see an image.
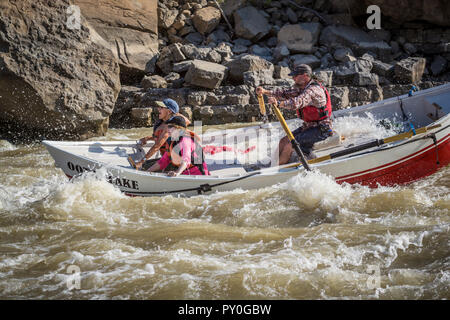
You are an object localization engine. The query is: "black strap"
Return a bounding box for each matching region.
[127,171,262,196]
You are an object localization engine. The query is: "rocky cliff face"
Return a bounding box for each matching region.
[1,0,449,140]
[0,0,121,141]
[111,0,449,128]
[74,0,159,84]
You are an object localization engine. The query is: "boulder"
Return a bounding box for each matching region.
[353,73,379,86]
[179,106,193,122]
[164,72,181,82]
[182,44,222,64]
[328,87,350,110]
[75,0,158,84]
[314,70,333,87]
[348,87,372,104]
[274,66,292,79]
[184,60,228,89]
[234,6,271,42]
[192,6,222,35]
[140,88,188,110]
[325,13,355,26]
[430,55,448,76]
[332,59,373,85]
[225,54,274,84]
[333,48,356,63]
[0,0,121,140]
[170,43,186,62]
[232,45,249,54]
[320,25,391,62]
[193,105,259,124]
[141,75,167,90]
[215,43,234,61]
[156,45,176,74]
[157,6,178,29]
[184,32,204,45]
[110,86,143,128]
[273,44,290,61]
[173,61,194,73]
[221,0,247,17]
[130,108,152,127]
[277,23,322,54]
[207,30,231,44]
[290,54,321,69]
[371,60,394,78]
[250,45,272,57]
[320,53,335,68]
[243,70,274,87]
[394,57,426,84]
[188,91,208,106]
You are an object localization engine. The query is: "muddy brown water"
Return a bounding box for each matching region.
[0,124,448,299]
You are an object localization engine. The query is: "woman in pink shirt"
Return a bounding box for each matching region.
[147,116,209,176]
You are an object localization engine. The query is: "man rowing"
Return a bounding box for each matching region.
[256,64,334,165]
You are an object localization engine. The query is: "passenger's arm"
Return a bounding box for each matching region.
[135,127,170,169]
[168,160,187,177]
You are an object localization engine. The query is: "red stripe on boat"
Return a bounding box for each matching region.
[336,135,450,187]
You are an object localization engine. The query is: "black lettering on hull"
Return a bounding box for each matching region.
[66,162,139,191]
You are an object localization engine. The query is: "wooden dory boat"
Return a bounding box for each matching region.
[43,83,450,196]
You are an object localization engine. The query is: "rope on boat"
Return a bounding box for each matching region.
[128,171,262,196]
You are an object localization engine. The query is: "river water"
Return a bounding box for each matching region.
[0,122,449,300]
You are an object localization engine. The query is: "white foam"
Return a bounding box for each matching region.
[280,170,353,210]
[0,140,17,152]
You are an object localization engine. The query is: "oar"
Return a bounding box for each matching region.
[257,94,269,124]
[270,100,311,171]
[285,123,442,168]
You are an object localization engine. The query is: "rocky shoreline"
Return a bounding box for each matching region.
[1,0,449,141]
[113,0,449,129]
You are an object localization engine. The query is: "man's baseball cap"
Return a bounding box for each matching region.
[155,98,179,114]
[288,64,313,77]
[166,115,187,128]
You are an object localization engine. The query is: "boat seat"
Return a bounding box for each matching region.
[313,131,343,151]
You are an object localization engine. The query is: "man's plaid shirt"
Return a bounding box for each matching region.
[271,80,332,130]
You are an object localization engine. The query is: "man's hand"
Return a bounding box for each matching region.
[268,96,278,105]
[167,171,179,177]
[256,87,271,96]
[135,159,144,170]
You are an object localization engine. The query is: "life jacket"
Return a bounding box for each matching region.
[153,120,170,154]
[296,81,333,123]
[168,130,207,175]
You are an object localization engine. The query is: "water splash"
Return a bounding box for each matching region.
[0,140,17,152]
[280,170,353,210]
